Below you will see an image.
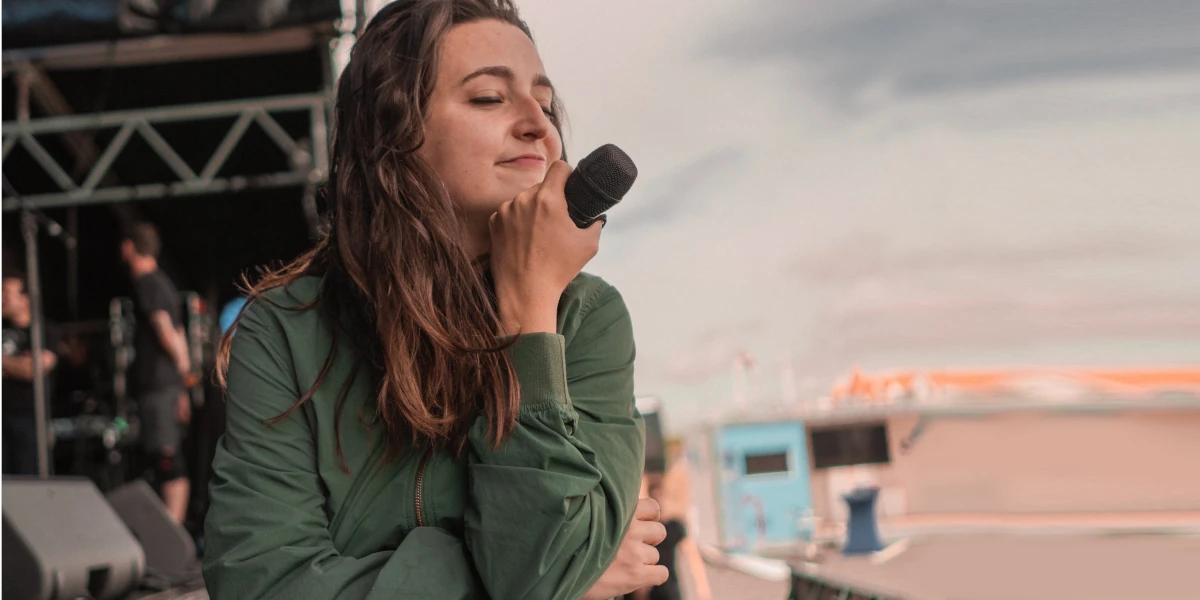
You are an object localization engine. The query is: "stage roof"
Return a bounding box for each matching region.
[3,0,341,52]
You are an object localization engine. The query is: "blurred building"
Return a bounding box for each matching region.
[686,367,1200,555]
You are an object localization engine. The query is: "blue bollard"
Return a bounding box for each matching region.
[842,486,884,555]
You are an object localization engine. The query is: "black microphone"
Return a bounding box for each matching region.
[563,144,637,228]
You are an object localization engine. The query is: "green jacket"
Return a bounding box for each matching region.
[202,274,645,599]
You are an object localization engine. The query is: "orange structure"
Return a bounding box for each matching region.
[831,367,1200,402]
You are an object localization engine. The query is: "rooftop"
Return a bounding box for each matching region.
[788,533,1200,600]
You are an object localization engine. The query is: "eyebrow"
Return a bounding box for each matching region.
[459,65,554,93]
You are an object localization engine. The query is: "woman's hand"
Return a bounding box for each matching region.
[582,497,669,600]
[490,161,604,335]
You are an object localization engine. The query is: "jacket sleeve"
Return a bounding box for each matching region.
[465,283,646,600]
[202,302,485,600]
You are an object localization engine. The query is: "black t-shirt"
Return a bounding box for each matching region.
[131,270,184,393]
[2,318,59,417]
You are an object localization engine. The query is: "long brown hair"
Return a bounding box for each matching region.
[216,0,567,462]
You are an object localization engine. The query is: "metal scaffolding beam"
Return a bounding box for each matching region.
[2,93,330,211]
[1,25,334,73]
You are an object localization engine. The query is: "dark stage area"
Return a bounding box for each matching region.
[3,2,342,598]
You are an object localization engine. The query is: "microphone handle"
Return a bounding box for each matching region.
[566,203,607,229]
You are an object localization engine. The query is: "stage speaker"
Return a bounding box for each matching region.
[2,477,145,600]
[107,480,198,578]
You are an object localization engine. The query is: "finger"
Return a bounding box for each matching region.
[540,160,572,194]
[494,200,516,226]
[634,497,661,522]
[637,543,660,566]
[635,497,660,520]
[642,565,670,588]
[630,519,667,546]
[637,520,667,546]
[514,183,539,205]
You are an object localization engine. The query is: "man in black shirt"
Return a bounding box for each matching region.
[2,266,59,475]
[121,223,191,524]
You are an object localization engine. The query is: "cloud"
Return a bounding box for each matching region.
[704,0,1200,107]
[803,274,1200,359]
[605,146,746,233]
[659,342,743,386]
[691,318,768,345]
[788,232,1195,285]
[655,318,766,385]
[817,297,1200,358]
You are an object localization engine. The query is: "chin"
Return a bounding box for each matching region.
[497,167,549,190]
[457,195,511,219]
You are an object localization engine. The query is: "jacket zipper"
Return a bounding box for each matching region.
[414,448,432,528]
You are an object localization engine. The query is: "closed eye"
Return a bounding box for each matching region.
[471,96,556,119]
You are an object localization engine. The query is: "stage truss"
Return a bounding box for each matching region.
[2,92,329,211]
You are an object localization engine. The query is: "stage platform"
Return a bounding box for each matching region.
[128,580,207,600]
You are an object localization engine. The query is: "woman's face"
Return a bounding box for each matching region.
[420,19,562,228]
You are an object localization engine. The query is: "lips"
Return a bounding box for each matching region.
[499,154,545,167]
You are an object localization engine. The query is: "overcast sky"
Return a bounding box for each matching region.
[378,1,1200,432]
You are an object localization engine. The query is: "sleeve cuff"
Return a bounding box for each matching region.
[505,333,576,416]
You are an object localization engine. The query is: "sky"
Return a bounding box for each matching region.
[378,1,1200,432]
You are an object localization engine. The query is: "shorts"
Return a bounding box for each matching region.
[147,447,188,484]
[139,386,188,483]
[139,386,183,455]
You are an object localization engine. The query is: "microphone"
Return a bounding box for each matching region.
[563,144,637,228]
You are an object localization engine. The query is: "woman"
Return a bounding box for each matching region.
[202,1,668,598]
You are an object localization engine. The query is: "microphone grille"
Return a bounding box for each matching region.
[564,144,638,225]
[577,144,638,201]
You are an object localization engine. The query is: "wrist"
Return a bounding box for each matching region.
[497,298,558,335]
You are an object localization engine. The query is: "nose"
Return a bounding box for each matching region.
[512,96,553,142]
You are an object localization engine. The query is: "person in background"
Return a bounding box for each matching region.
[2,264,59,475]
[121,222,191,524]
[628,440,713,600]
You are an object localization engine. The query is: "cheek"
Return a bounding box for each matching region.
[550,129,564,161]
[419,114,453,169]
[418,136,450,176]
[420,120,495,204]
[425,114,490,172]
